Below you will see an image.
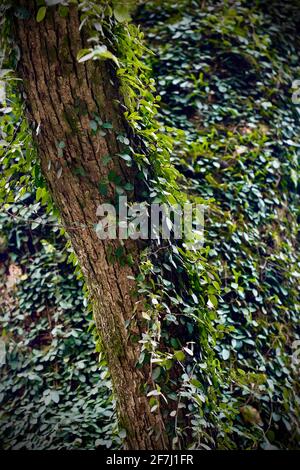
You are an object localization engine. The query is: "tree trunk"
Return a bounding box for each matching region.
[13,1,168,450]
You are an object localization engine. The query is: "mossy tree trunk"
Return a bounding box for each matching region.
[13,1,168,450]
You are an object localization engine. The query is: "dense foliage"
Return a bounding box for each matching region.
[0,0,299,450]
[0,200,118,449]
[137,0,300,448]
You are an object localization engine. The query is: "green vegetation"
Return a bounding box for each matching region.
[137,0,300,448]
[0,197,118,450]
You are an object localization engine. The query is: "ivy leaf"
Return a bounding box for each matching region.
[36,6,47,23]
[118,152,132,163]
[119,429,127,439]
[108,170,121,185]
[152,367,161,381]
[124,182,134,191]
[147,390,161,397]
[58,5,69,17]
[90,45,120,67]
[221,349,230,361]
[113,4,132,23]
[31,221,40,230]
[291,169,298,187]
[208,294,218,308]
[50,391,60,404]
[115,246,124,259]
[102,122,113,129]
[190,378,201,388]
[142,311,151,321]
[98,182,108,196]
[174,350,185,362]
[77,49,94,63]
[102,155,112,165]
[89,120,98,132]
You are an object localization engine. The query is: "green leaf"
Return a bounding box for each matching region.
[221,349,230,361]
[102,122,113,129]
[174,350,185,362]
[98,182,108,196]
[115,246,124,259]
[36,6,47,23]
[77,49,94,63]
[119,153,132,162]
[50,391,60,404]
[124,182,134,191]
[119,429,127,439]
[31,221,40,230]
[58,5,69,17]
[142,311,151,321]
[89,120,98,132]
[93,46,119,67]
[190,378,201,388]
[291,169,298,187]
[102,155,112,165]
[208,294,218,308]
[108,170,121,185]
[152,367,161,381]
[113,4,131,23]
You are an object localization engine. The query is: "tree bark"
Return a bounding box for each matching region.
[13,1,168,449]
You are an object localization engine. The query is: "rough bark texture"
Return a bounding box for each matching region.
[13,1,168,450]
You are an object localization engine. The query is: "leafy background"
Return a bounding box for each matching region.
[0,194,119,449]
[137,0,300,449]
